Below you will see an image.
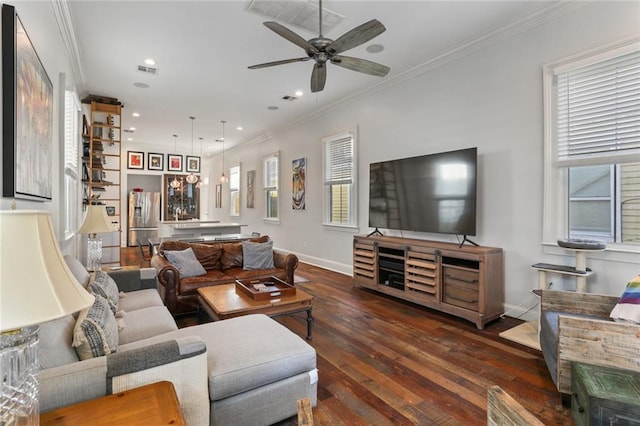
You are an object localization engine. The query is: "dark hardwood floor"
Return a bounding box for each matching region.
[122,248,571,425]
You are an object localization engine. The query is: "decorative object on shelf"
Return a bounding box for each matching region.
[2,4,54,201]
[77,204,118,271]
[0,210,94,425]
[148,152,164,171]
[217,120,228,183]
[127,151,144,169]
[185,116,199,184]
[292,158,306,210]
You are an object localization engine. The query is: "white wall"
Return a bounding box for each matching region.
[204,1,640,318]
[0,1,83,257]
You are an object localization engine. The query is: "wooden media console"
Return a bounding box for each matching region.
[353,235,504,329]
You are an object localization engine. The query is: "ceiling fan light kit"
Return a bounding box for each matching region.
[249,0,390,93]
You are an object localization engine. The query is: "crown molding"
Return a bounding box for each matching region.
[50,0,86,93]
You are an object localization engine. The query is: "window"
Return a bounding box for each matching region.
[63,90,81,239]
[323,131,357,227]
[263,153,279,220]
[229,164,240,216]
[544,39,640,248]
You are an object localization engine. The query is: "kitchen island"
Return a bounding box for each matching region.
[159,220,247,239]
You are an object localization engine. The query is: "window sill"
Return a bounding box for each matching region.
[322,223,360,233]
[263,218,280,225]
[542,242,640,264]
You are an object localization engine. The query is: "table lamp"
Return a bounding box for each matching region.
[77,204,118,271]
[0,210,95,424]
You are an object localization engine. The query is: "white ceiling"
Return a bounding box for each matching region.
[67,0,560,156]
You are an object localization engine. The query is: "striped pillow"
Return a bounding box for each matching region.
[610,275,640,324]
[72,294,119,360]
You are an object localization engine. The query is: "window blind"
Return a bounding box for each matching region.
[324,135,354,185]
[64,90,80,177]
[555,49,640,166]
[264,154,278,188]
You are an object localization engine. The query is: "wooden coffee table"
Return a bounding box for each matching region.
[198,282,314,339]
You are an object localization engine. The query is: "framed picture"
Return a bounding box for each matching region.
[168,154,183,172]
[148,152,163,171]
[127,151,144,169]
[105,206,116,216]
[292,157,306,210]
[2,4,54,201]
[246,170,255,208]
[186,155,200,173]
[215,184,222,208]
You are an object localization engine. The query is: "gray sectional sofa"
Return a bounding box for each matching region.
[39,256,317,425]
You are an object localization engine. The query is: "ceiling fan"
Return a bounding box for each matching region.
[248,0,390,93]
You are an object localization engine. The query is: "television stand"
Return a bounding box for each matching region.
[352,235,504,329]
[367,228,384,237]
[459,235,479,248]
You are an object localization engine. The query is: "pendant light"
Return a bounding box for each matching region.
[169,134,181,189]
[218,120,228,183]
[195,137,204,189]
[185,116,198,184]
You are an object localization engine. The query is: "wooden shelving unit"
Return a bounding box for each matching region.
[82,100,122,266]
[353,235,504,329]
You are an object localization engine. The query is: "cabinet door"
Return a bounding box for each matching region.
[405,251,438,302]
[165,174,200,220]
[442,265,480,311]
[353,240,376,286]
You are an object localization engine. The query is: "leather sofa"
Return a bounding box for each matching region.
[39,256,317,425]
[151,236,299,315]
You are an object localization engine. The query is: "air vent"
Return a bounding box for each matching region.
[247,0,344,35]
[137,65,158,75]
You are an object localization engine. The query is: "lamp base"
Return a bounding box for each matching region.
[86,235,103,272]
[0,326,39,425]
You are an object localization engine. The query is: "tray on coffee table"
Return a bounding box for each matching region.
[235,276,296,301]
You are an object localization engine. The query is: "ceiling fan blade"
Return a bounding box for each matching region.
[331,55,390,77]
[263,21,318,54]
[248,57,311,70]
[326,19,386,55]
[311,63,327,93]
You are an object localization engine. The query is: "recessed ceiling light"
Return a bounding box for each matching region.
[127,137,133,141]
[366,44,384,54]
[236,126,243,131]
[133,82,150,89]
[267,106,279,110]
[132,112,140,117]
[129,127,136,131]
[144,58,156,66]
[295,90,303,97]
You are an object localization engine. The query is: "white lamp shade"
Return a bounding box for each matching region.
[0,211,95,332]
[78,204,118,235]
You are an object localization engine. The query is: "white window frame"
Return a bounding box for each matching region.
[322,130,358,230]
[229,163,240,217]
[542,36,640,261]
[263,152,279,222]
[63,89,81,240]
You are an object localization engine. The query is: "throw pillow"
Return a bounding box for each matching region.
[610,274,640,324]
[221,242,243,270]
[242,240,275,270]
[88,270,120,314]
[72,294,119,360]
[164,247,207,277]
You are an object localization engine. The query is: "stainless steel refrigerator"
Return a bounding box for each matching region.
[127,192,161,247]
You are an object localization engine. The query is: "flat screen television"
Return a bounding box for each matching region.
[368,147,477,236]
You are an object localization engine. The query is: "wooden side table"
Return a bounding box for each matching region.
[41,381,185,426]
[571,363,640,425]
